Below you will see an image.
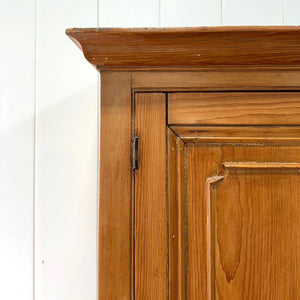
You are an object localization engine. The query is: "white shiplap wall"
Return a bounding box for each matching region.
[0,1,35,299]
[0,0,299,299]
[35,1,99,300]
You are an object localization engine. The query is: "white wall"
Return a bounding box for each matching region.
[1,0,299,299]
[0,1,35,299]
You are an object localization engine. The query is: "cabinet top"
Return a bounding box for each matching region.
[66,26,300,71]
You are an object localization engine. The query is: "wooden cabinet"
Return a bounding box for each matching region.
[67,27,300,300]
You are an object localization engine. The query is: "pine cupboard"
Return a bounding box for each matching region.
[66,27,300,300]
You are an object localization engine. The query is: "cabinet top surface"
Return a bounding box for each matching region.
[66,26,300,71]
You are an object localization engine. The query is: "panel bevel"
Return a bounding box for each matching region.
[168,129,186,299]
[206,161,300,299]
[171,125,300,144]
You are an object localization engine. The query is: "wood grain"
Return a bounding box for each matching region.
[205,175,225,300]
[168,129,186,299]
[99,72,132,300]
[187,143,300,299]
[211,165,300,299]
[171,125,300,144]
[135,93,167,299]
[132,70,300,91]
[223,161,300,169]
[186,144,223,299]
[65,25,300,300]
[168,92,300,125]
[66,27,300,70]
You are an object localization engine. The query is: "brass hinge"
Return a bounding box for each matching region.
[132,136,139,170]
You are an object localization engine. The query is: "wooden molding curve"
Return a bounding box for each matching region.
[66,26,300,70]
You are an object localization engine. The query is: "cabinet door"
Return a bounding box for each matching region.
[134,92,300,300]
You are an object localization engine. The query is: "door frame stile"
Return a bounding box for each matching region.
[99,71,133,300]
[134,92,168,299]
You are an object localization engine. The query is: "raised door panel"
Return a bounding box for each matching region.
[185,143,300,300]
[208,162,300,299]
[169,90,300,299]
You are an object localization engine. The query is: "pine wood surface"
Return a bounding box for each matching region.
[168,129,186,299]
[170,126,300,144]
[66,27,300,70]
[66,26,300,300]
[186,144,300,299]
[99,72,132,299]
[132,70,300,91]
[168,92,300,125]
[134,93,167,299]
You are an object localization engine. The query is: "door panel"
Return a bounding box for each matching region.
[186,144,300,300]
[209,163,300,300]
[135,92,300,299]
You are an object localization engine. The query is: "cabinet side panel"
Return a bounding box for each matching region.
[135,93,167,299]
[99,72,132,299]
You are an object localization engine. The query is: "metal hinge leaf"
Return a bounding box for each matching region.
[132,136,139,170]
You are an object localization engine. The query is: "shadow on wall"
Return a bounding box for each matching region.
[35,82,99,300]
[0,82,99,300]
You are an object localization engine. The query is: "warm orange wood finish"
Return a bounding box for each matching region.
[168,129,186,300]
[66,27,300,70]
[67,27,300,300]
[99,72,132,299]
[132,70,300,91]
[134,93,167,299]
[169,92,300,125]
[187,144,300,299]
[171,126,300,143]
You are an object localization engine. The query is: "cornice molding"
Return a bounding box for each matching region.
[66,26,300,70]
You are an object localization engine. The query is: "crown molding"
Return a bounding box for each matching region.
[66,26,300,71]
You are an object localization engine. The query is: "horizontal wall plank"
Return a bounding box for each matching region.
[168,92,300,125]
[222,0,282,25]
[161,0,221,27]
[99,0,159,27]
[284,0,300,25]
